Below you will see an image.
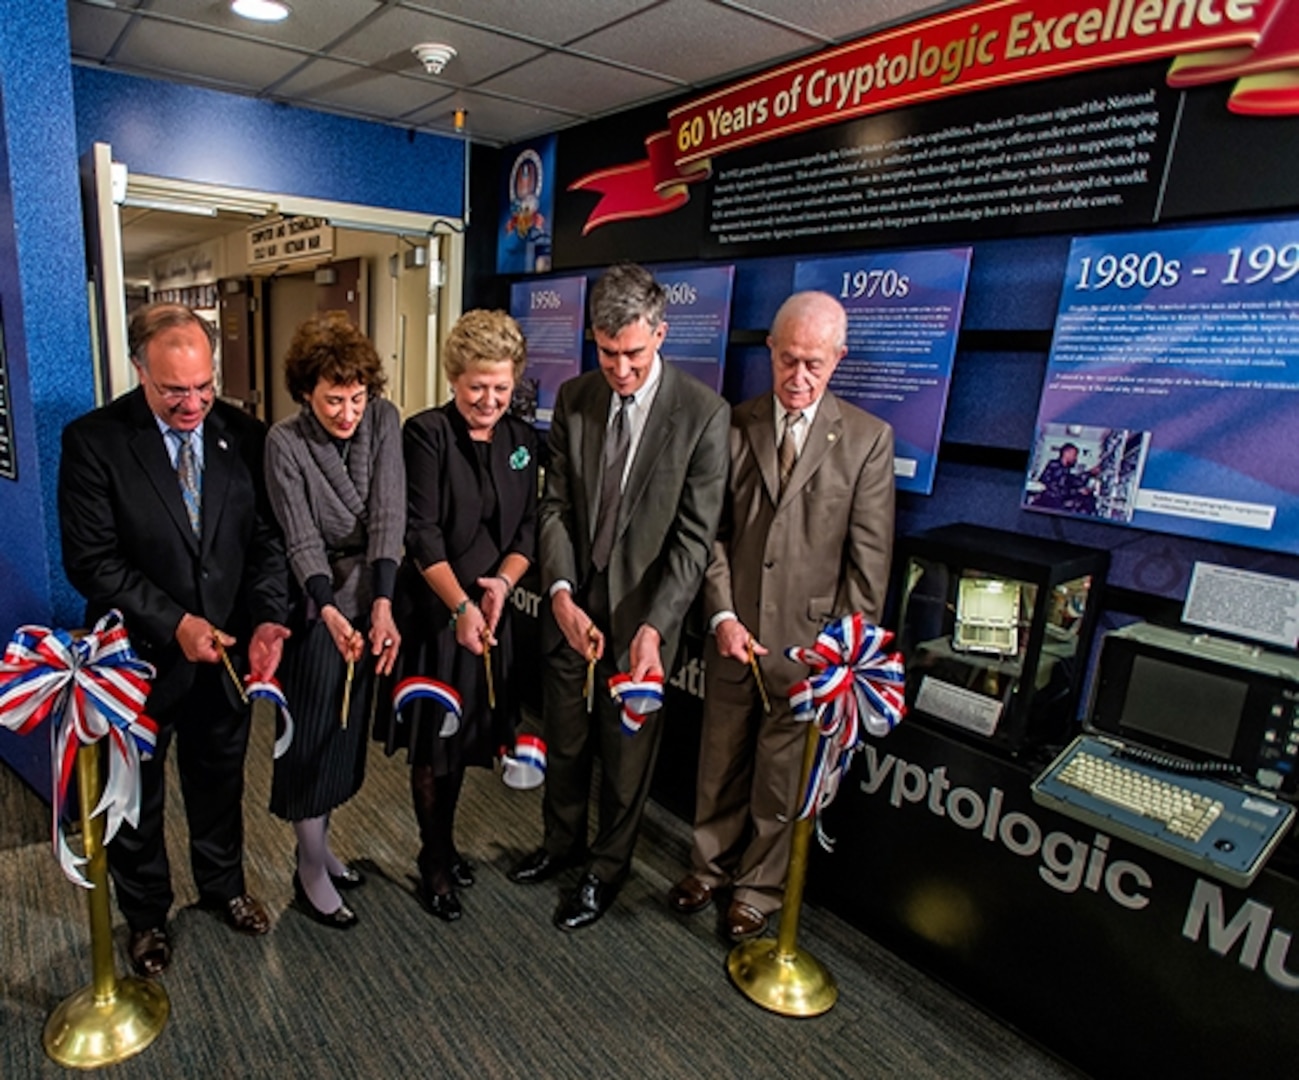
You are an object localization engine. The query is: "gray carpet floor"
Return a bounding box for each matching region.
[1,708,1086,1078]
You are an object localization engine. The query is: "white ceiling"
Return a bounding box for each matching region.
[69,0,963,149]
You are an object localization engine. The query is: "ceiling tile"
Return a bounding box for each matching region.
[140,0,385,53]
[326,5,543,84]
[68,4,134,62]
[399,0,658,46]
[405,90,578,145]
[273,58,447,118]
[734,0,959,44]
[574,0,819,85]
[480,52,680,118]
[111,21,307,89]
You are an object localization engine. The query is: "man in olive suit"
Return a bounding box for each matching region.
[669,291,895,942]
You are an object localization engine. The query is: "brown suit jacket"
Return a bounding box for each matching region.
[704,390,895,695]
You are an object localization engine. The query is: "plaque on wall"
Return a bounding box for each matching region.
[0,303,16,481]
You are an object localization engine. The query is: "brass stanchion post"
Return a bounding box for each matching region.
[42,741,170,1068]
[727,720,838,1016]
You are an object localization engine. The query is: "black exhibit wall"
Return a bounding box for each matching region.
[461,36,1299,1076]
[468,60,1299,615]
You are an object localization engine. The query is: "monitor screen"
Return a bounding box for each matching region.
[1119,654,1247,760]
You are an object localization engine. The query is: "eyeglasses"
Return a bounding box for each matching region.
[142,372,217,405]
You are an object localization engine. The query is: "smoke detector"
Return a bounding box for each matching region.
[413,43,456,76]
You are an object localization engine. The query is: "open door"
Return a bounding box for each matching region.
[79,142,131,403]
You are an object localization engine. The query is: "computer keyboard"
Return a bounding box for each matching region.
[1032,735,1295,888]
[1055,750,1223,841]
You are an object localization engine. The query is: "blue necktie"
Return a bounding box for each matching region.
[174,430,201,538]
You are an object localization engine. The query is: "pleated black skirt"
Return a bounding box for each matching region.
[269,617,372,821]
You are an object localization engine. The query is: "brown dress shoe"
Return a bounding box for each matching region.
[725,899,769,941]
[667,874,715,914]
[128,926,171,977]
[222,893,271,935]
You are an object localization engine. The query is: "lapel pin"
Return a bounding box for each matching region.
[828,433,837,442]
[217,438,229,451]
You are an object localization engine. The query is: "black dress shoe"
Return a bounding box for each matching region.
[508,847,580,885]
[420,887,462,922]
[449,857,475,889]
[221,893,272,936]
[292,872,358,930]
[128,926,171,977]
[330,863,366,890]
[553,872,615,932]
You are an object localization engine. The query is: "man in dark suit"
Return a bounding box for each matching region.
[59,303,290,976]
[508,263,730,931]
[668,291,895,942]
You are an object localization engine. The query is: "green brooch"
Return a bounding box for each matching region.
[510,445,530,470]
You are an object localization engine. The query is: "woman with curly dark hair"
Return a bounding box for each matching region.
[265,310,405,929]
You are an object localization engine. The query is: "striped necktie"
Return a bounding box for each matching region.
[173,430,201,538]
[778,411,803,496]
[591,394,634,572]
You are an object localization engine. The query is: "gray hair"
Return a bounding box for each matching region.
[589,263,666,336]
[128,303,218,369]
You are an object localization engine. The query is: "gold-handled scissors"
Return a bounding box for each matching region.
[583,625,600,714]
[482,629,496,710]
[213,631,249,705]
[340,658,355,728]
[368,638,393,726]
[748,636,772,715]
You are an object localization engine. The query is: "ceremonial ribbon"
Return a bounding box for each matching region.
[500,733,548,790]
[245,678,295,760]
[786,613,905,850]
[0,611,157,888]
[392,676,463,737]
[608,672,664,736]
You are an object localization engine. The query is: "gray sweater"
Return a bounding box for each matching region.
[265,397,406,620]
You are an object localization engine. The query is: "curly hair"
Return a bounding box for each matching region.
[283,311,387,402]
[443,310,527,382]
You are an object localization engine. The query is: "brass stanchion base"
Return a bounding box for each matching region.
[43,976,170,1069]
[727,937,838,1017]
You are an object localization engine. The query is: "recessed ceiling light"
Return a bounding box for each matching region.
[231,0,291,22]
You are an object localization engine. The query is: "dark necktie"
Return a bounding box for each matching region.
[778,411,803,496]
[590,394,634,572]
[174,430,201,538]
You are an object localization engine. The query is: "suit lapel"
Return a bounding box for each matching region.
[782,392,842,504]
[127,392,200,555]
[200,409,234,556]
[617,363,679,536]
[580,377,609,540]
[744,395,780,506]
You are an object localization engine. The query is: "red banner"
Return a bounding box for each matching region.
[569,0,1297,234]
[668,0,1279,165]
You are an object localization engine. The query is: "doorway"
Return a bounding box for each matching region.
[88,146,461,421]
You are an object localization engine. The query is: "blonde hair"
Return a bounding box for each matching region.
[444,310,527,381]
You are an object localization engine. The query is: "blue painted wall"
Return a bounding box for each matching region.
[0,21,468,794]
[0,0,94,789]
[73,67,464,217]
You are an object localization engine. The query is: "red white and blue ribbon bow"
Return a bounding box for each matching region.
[0,611,157,887]
[501,733,547,790]
[245,678,295,760]
[608,672,664,735]
[392,677,463,737]
[786,613,905,850]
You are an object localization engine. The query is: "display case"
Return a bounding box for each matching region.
[891,523,1108,755]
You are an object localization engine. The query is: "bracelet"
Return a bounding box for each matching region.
[449,598,473,627]
[495,574,513,593]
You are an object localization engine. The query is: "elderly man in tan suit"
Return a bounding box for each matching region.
[668,290,895,942]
